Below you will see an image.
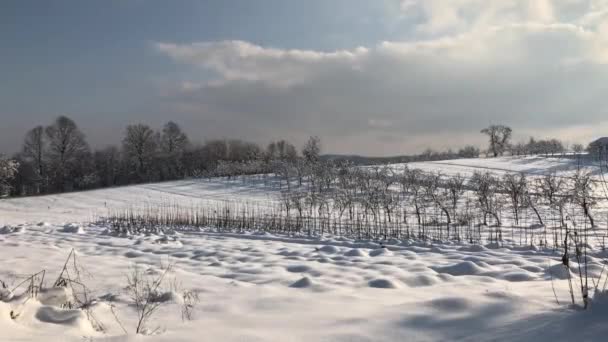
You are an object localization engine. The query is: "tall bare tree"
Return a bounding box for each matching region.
[45,116,90,191]
[160,121,189,155]
[94,146,122,187]
[22,126,46,193]
[572,171,596,228]
[470,172,503,227]
[502,173,527,226]
[159,121,189,180]
[123,124,158,181]
[481,125,512,157]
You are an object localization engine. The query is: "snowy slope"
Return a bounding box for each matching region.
[0,176,279,226]
[408,156,600,178]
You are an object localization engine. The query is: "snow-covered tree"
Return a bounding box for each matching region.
[0,156,19,196]
[302,136,321,164]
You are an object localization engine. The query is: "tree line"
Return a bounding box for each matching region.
[480,124,586,158]
[0,120,583,197]
[0,116,314,196]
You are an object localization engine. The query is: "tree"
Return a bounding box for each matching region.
[403,168,425,225]
[94,146,122,187]
[423,172,453,233]
[22,126,46,193]
[458,145,480,158]
[267,140,297,162]
[45,116,90,192]
[159,122,189,180]
[470,172,503,227]
[227,140,261,162]
[302,136,321,164]
[501,173,527,226]
[160,121,189,155]
[0,156,19,196]
[123,124,158,181]
[572,143,584,154]
[481,125,512,157]
[572,171,596,228]
[446,173,466,223]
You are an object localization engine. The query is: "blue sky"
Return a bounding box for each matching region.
[2,0,608,155]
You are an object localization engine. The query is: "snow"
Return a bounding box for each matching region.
[1,158,608,341]
[1,222,607,341]
[407,156,594,178]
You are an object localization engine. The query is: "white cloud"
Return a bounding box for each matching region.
[154,1,608,155]
[155,41,369,88]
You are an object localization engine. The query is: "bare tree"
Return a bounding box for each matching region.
[572,171,596,227]
[539,173,569,227]
[404,168,425,225]
[446,173,466,223]
[94,146,122,187]
[302,136,321,164]
[470,172,503,227]
[458,145,480,158]
[502,173,527,226]
[267,140,297,162]
[45,116,90,191]
[524,179,545,227]
[423,172,452,235]
[159,122,189,180]
[481,125,512,157]
[123,124,158,181]
[22,126,46,193]
[160,121,188,155]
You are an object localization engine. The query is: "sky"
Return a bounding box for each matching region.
[2,0,608,156]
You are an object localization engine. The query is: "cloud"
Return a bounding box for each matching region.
[155,41,369,88]
[154,1,608,156]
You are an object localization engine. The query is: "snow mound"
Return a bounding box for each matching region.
[458,244,488,252]
[286,265,312,273]
[35,305,88,326]
[152,291,182,304]
[428,297,471,311]
[318,245,340,254]
[369,248,392,257]
[431,261,486,276]
[124,251,144,258]
[344,248,367,257]
[0,225,26,234]
[545,263,574,280]
[38,287,73,307]
[0,287,13,301]
[61,223,84,234]
[290,277,313,288]
[403,274,440,287]
[501,271,537,282]
[368,278,399,289]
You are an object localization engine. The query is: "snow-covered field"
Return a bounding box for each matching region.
[409,156,599,179]
[1,157,608,341]
[0,177,278,227]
